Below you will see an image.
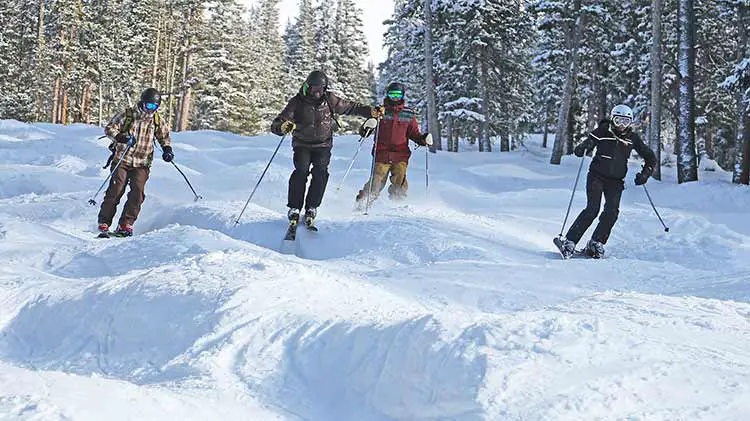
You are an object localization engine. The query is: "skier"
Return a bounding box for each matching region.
[270,70,384,230]
[355,82,432,209]
[97,87,173,237]
[555,104,657,258]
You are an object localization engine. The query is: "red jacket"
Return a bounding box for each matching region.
[373,103,424,163]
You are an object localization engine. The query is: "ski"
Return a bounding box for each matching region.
[283,221,298,241]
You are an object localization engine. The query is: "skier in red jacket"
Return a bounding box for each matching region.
[355,82,432,208]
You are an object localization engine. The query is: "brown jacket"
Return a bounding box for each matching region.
[105,108,171,168]
[271,90,373,148]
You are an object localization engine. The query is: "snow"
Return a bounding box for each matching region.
[1,120,750,420]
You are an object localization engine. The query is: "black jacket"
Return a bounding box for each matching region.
[270,90,373,148]
[578,120,657,180]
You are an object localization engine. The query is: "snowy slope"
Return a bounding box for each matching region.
[1,119,749,420]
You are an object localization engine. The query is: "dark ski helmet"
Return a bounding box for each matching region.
[303,70,328,98]
[385,82,406,104]
[139,88,161,112]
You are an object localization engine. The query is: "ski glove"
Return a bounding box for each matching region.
[634,171,649,185]
[162,145,174,162]
[280,120,296,135]
[359,118,378,138]
[573,144,587,158]
[371,106,385,119]
[422,133,434,146]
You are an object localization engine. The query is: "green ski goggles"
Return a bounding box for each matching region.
[386,90,404,100]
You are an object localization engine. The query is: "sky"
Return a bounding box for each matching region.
[247,0,395,65]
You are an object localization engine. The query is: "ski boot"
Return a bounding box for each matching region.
[304,208,318,231]
[97,223,110,238]
[585,239,605,259]
[114,223,134,237]
[553,236,576,259]
[284,208,300,241]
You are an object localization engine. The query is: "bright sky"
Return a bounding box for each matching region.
[245,0,394,65]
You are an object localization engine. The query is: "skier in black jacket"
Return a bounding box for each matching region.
[558,104,657,258]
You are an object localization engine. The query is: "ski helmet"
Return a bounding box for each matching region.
[610,104,634,129]
[303,70,328,98]
[385,82,406,99]
[139,88,161,112]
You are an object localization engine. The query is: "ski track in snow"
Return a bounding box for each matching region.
[1,120,749,420]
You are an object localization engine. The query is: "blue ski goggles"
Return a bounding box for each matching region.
[144,102,159,111]
[386,90,404,100]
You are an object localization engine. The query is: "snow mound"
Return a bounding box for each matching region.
[1,120,749,420]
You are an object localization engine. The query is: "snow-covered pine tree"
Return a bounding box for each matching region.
[313,0,336,84]
[193,0,253,133]
[0,0,39,121]
[252,0,286,125]
[331,0,370,101]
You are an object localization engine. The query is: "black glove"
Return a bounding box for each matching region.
[634,171,649,185]
[115,133,129,144]
[162,145,174,162]
[573,144,586,158]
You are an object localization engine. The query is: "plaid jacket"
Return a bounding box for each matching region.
[104,108,171,169]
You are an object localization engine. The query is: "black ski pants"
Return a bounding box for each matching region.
[565,171,624,245]
[287,146,331,210]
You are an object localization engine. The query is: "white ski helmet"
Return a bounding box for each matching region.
[610,104,634,129]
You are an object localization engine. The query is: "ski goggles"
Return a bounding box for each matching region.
[386,90,404,100]
[612,115,632,128]
[144,102,159,111]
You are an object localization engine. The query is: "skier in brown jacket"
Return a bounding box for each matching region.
[97,88,173,237]
[271,70,384,228]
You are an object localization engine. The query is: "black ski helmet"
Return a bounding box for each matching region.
[139,87,161,111]
[385,82,406,97]
[303,70,328,96]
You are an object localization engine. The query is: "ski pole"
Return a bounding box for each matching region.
[335,135,367,193]
[559,155,586,237]
[364,119,382,215]
[234,134,287,226]
[153,139,202,201]
[642,184,669,232]
[88,141,133,206]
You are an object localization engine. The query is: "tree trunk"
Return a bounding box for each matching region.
[650,0,664,180]
[677,0,698,183]
[480,49,491,152]
[34,0,45,122]
[152,20,161,88]
[166,36,178,129]
[176,41,193,132]
[567,97,577,154]
[98,82,103,126]
[445,115,454,152]
[542,103,550,148]
[52,77,60,123]
[733,2,749,184]
[424,0,441,151]
[61,88,68,124]
[742,116,750,184]
[551,0,585,165]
